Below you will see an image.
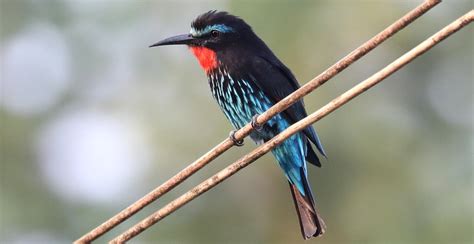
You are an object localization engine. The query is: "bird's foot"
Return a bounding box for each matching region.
[229,130,244,147]
[251,114,263,131]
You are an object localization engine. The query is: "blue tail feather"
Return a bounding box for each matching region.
[271,132,308,196]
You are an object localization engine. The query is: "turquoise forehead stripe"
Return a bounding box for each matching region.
[190,24,234,37]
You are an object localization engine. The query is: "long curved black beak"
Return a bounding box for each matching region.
[149,34,195,47]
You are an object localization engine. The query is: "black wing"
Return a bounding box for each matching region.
[249,55,326,164]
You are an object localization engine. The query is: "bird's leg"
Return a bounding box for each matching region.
[251,114,263,131]
[229,130,244,146]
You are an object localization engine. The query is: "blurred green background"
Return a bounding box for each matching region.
[1,0,473,243]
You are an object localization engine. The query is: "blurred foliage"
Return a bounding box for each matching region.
[0,0,473,243]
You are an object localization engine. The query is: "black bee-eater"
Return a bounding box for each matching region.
[151,11,327,239]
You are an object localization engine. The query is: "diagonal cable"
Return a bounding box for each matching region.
[75,1,442,243]
[109,9,473,244]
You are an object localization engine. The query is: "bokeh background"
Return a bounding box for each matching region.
[1,0,473,243]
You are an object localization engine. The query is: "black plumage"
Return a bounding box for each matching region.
[151,11,327,239]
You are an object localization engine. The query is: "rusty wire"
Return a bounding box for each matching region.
[74,0,449,243]
[108,10,473,243]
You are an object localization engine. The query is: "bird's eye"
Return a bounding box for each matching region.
[210,30,220,38]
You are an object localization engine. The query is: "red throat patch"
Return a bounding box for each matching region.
[189,46,218,73]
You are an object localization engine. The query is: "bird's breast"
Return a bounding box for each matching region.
[207,70,276,131]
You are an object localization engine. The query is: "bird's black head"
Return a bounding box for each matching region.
[150,11,256,50]
[151,11,271,72]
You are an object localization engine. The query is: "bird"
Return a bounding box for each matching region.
[150,11,327,239]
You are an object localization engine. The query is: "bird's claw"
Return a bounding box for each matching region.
[229,130,244,147]
[251,114,263,131]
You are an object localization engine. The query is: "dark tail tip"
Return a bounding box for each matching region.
[289,182,326,239]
